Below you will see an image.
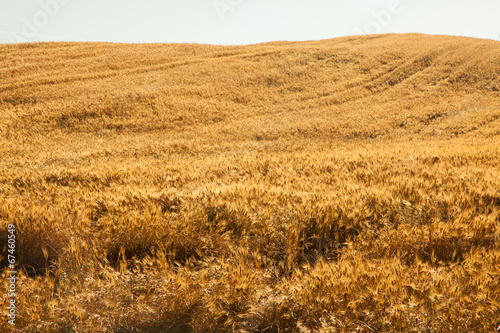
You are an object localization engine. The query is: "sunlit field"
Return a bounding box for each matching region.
[1,33,500,332]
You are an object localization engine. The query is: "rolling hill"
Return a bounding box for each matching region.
[0,34,500,332]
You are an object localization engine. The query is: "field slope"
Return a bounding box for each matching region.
[1,34,500,332]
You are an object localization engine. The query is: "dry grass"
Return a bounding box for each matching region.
[1,33,500,332]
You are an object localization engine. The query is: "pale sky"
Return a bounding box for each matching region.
[1,0,499,45]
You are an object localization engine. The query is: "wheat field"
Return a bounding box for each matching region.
[0,33,500,332]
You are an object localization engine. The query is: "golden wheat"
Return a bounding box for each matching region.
[0,34,499,332]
